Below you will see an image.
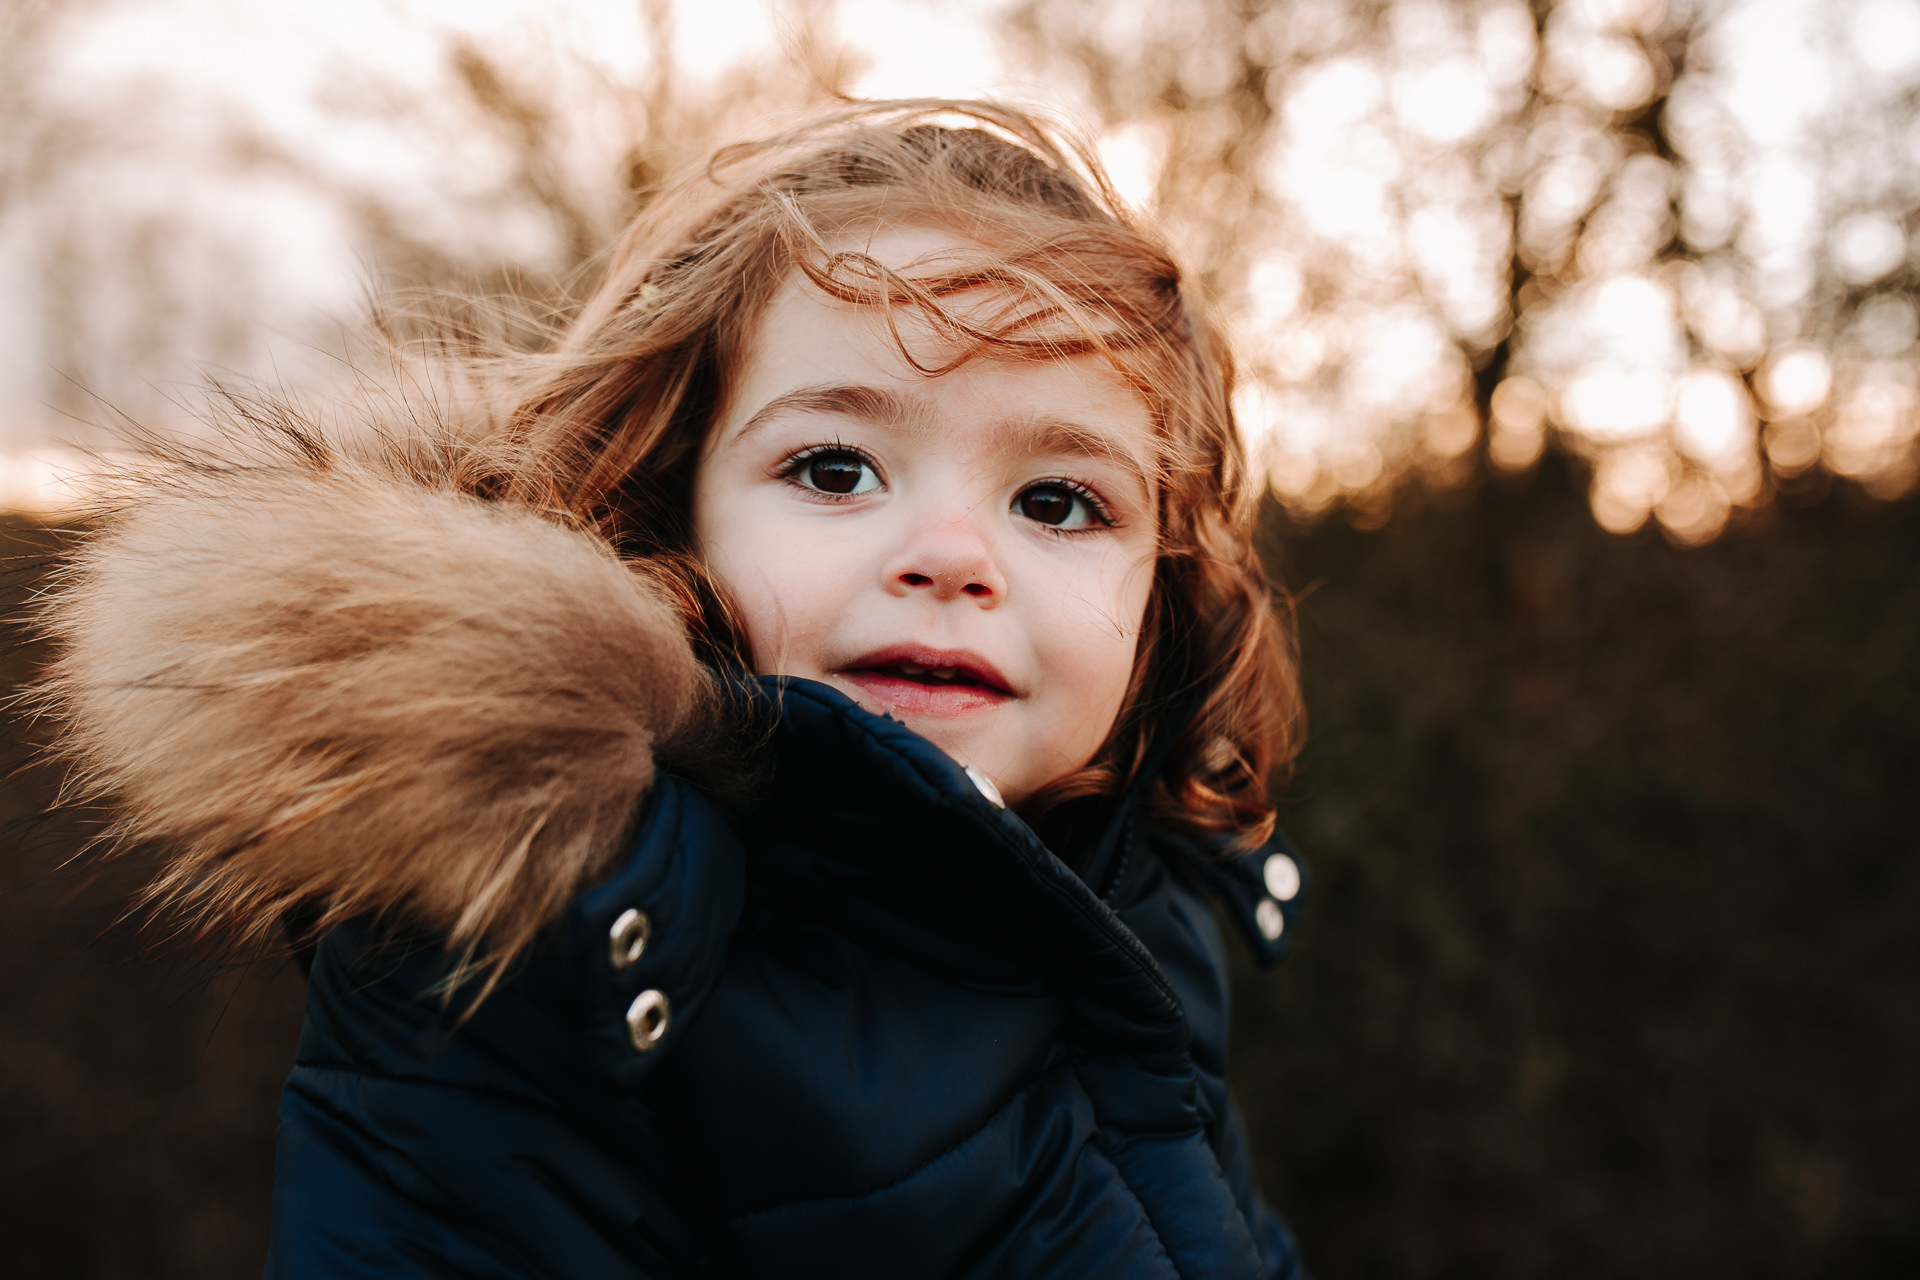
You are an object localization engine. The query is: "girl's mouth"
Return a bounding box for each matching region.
[836,648,1014,715]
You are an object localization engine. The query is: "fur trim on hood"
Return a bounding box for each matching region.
[33,420,703,975]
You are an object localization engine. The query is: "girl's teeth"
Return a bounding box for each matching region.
[889,663,965,683]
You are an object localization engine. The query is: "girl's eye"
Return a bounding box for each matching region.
[1015,482,1108,530]
[789,449,880,496]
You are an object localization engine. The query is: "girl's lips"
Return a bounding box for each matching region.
[839,669,1012,716]
[836,645,1016,717]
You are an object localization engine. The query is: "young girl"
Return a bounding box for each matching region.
[43,101,1309,1278]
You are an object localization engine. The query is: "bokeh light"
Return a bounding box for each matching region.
[0,0,1915,542]
[1007,0,1920,543]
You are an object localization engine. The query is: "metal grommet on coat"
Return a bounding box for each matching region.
[608,908,651,970]
[1255,898,1286,941]
[625,989,672,1053]
[1262,853,1301,902]
[962,765,1005,809]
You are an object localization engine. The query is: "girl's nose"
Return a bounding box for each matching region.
[882,511,1005,604]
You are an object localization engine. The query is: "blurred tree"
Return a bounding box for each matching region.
[0,0,118,442]
[243,0,859,301]
[0,0,857,442]
[1000,0,1920,542]
[0,1,81,214]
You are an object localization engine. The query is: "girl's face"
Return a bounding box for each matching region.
[692,228,1159,809]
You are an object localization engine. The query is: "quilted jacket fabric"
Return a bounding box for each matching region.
[265,678,1307,1278]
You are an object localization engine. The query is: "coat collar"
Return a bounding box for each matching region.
[736,676,1186,1053]
[732,677,1304,1047]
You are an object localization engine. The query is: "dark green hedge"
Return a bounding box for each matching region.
[1239,457,1919,1279]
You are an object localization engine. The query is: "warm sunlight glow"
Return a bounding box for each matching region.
[4,0,1917,537]
[0,450,107,516]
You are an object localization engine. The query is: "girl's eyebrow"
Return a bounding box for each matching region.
[734,384,915,440]
[1008,418,1154,476]
[736,382,1155,481]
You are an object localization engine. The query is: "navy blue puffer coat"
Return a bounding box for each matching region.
[266,678,1306,1278]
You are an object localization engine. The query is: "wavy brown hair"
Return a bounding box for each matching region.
[485,99,1301,843]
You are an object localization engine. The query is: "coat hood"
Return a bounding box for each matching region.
[33,420,703,978]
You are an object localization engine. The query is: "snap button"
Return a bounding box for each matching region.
[1262,853,1301,902]
[608,908,651,970]
[625,989,671,1053]
[963,765,1005,809]
[1255,898,1286,942]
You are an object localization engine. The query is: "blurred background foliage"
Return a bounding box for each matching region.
[5,0,1919,537]
[1,0,1916,1276]
[1239,459,1918,1276]
[1005,0,1920,540]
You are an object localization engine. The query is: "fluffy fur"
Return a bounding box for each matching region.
[34,426,703,977]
